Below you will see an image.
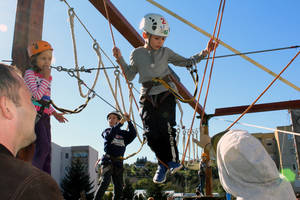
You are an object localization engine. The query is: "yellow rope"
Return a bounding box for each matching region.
[146,0,300,92]
[152,75,198,103]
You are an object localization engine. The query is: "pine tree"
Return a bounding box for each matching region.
[61,158,95,200]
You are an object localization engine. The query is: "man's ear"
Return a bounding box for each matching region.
[0,96,14,120]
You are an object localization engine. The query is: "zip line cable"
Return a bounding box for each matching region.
[204,45,300,60]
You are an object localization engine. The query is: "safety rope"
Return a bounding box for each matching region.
[146,0,300,92]
[226,50,300,130]
[101,0,149,160]
[181,0,225,165]
[128,84,143,144]
[274,130,284,171]
[176,99,185,129]
[195,128,199,160]
[119,138,147,160]
[192,130,195,162]
[152,67,199,103]
[60,0,147,152]
[176,127,180,144]
[182,129,186,157]
[68,8,101,98]
[102,0,140,112]
[200,0,225,125]
[114,70,127,113]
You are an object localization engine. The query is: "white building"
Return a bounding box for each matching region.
[51,142,99,191]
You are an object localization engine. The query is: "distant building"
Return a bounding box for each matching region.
[51,142,99,191]
[252,125,299,192]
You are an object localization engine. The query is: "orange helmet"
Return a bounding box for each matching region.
[202,152,208,158]
[27,40,53,57]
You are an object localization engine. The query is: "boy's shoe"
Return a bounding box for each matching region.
[153,163,168,184]
[168,161,183,174]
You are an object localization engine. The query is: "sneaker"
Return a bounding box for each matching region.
[168,161,183,174]
[153,163,168,183]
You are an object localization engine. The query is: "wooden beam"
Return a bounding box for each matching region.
[89,0,144,48]
[12,0,45,162]
[213,100,300,116]
[12,0,45,73]
[89,0,206,115]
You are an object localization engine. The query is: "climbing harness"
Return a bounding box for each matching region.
[151,65,199,103]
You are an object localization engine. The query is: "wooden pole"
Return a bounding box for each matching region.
[12,0,45,161]
[201,120,212,196]
[12,0,45,73]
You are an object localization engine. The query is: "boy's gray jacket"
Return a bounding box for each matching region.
[118,46,207,95]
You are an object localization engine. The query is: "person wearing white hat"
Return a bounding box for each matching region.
[217,129,296,200]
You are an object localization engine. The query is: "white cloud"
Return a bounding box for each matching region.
[0,24,8,32]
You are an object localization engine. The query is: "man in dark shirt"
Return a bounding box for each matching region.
[0,63,63,200]
[94,111,136,200]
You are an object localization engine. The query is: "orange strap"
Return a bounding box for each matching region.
[181,0,226,165]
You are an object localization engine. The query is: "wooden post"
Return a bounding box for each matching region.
[200,118,212,196]
[12,0,45,73]
[12,0,45,161]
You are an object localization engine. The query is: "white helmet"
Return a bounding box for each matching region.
[139,13,170,37]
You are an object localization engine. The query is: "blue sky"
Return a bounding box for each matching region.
[1,0,299,164]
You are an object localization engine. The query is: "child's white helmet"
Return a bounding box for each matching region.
[139,13,170,37]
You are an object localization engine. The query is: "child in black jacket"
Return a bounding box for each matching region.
[94,111,136,200]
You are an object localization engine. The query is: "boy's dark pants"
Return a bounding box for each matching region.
[94,161,124,200]
[139,91,179,164]
[197,174,206,195]
[32,114,51,174]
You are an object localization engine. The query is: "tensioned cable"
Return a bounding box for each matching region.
[51,65,145,131]
[204,45,300,60]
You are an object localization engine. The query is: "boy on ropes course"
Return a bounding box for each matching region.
[112,13,218,183]
[24,40,68,174]
[94,111,136,200]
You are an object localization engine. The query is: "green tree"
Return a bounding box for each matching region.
[61,158,94,200]
[122,178,135,200]
[146,182,168,200]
